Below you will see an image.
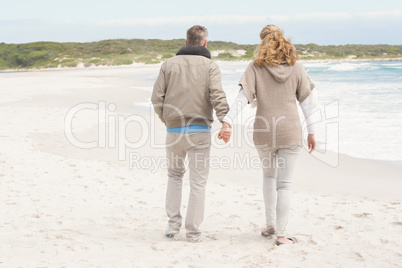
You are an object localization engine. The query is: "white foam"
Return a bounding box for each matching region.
[328,63,379,71]
[302,62,331,69]
[128,86,153,92]
[381,63,402,67]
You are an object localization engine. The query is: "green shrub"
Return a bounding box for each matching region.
[162,54,174,60]
[59,59,77,67]
[135,55,160,64]
[114,58,133,65]
[215,52,235,60]
[89,58,102,65]
[0,58,8,68]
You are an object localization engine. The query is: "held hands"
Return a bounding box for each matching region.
[218,122,232,143]
[307,134,316,154]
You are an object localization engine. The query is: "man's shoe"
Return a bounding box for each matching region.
[188,234,205,243]
[165,225,180,237]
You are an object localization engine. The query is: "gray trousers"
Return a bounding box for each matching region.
[256,146,301,237]
[165,132,211,241]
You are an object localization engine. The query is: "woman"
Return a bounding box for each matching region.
[219,24,316,245]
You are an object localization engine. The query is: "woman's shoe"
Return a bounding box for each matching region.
[261,226,276,237]
[275,237,296,246]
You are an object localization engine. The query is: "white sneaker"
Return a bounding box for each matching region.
[165,225,180,237]
[188,234,205,243]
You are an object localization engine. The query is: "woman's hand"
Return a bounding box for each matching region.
[307,134,316,154]
[218,122,232,143]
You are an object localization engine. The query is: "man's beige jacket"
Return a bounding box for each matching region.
[151,46,229,128]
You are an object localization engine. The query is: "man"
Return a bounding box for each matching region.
[151,25,231,243]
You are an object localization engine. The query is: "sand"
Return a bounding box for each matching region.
[0,64,401,267]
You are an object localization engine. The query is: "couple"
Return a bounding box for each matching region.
[151,25,316,245]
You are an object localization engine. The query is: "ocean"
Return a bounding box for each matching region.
[219,61,402,162]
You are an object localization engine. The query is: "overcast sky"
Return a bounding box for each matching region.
[1,0,402,45]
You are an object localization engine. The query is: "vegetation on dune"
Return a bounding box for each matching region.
[296,43,402,59]
[0,39,401,70]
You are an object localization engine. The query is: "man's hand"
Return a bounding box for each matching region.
[307,134,316,154]
[218,122,232,143]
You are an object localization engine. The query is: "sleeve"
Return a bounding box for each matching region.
[151,61,167,123]
[296,63,315,103]
[238,63,256,104]
[222,88,248,125]
[209,62,230,123]
[299,91,318,134]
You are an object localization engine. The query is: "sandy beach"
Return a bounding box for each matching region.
[0,63,401,267]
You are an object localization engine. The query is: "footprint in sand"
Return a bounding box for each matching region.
[352,212,371,218]
[212,201,223,207]
[236,255,252,262]
[380,238,389,244]
[352,251,364,261]
[150,244,159,251]
[308,239,318,245]
[245,202,259,208]
[249,222,259,228]
[206,234,217,240]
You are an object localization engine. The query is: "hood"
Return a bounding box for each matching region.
[265,62,295,82]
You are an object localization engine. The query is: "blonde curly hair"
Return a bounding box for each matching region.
[254,25,299,67]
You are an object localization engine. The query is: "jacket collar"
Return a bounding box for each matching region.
[176,46,211,59]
